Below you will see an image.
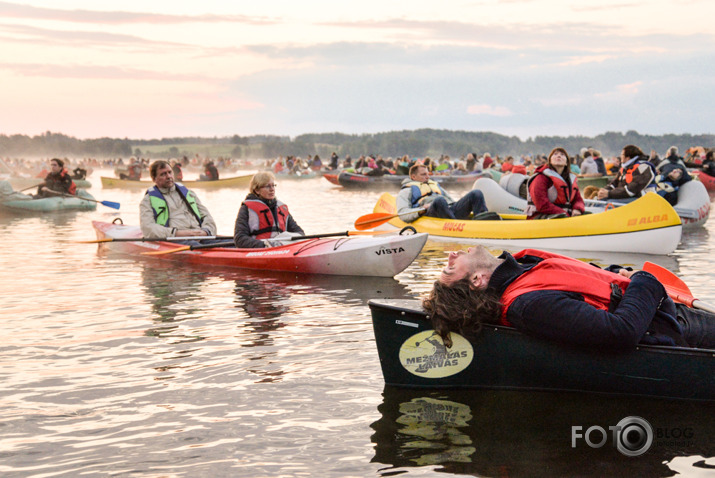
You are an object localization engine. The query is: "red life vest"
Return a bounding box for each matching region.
[499,249,631,326]
[244,199,290,239]
[527,166,579,209]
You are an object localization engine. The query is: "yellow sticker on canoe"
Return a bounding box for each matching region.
[399,330,473,378]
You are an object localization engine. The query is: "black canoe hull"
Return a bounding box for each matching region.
[369,299,715,401]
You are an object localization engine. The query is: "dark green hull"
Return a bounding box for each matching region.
[369,299,715,401]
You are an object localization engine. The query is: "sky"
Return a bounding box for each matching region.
[1,0,714,140]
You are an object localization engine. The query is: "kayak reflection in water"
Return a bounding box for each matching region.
[233,171,305,249]
[424,246,715,351]
[139,160,218,240]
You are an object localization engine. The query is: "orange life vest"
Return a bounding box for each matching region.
[499,249,630,326]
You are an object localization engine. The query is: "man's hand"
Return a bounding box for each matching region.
[175,229,208,237]
[618,268,636,279]
[596,188,609,200]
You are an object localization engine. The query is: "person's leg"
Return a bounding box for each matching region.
[424,196,455,219]
[449,189,487,219]
[675,304,715,349]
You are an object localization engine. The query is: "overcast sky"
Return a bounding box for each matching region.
[1,0,713,140]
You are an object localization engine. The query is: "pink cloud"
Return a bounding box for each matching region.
[466,104,513,116]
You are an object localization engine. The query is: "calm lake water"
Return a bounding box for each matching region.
[1,169,714,477]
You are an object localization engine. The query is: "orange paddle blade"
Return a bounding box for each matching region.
[354,212,396,230]
[76,238,113,244]
[643,261,694,307]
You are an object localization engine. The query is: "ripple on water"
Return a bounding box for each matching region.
[2,178,714,477]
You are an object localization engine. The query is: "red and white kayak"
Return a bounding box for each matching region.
[91,221,427,277]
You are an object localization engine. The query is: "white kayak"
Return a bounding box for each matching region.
[91,221,428,277]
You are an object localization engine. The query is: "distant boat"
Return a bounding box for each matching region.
[101,174,252,189]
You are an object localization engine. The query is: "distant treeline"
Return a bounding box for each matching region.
[2,129,713,159]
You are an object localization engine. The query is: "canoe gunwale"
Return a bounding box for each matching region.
[369,298,715,357]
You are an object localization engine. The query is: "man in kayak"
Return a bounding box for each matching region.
[140,160,217,239]
[423,246,715,350]
[596,145,655,201]
[396,164,494,222]
[36,158,77,197]
[199,160,219,181]
[120,157,142,180]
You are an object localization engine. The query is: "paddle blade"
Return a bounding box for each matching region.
[643,262,692,295]
[643,261,695,307]
[354,212,395,230]
[141,245,190,256]
[76,238,113,244]
[101,200,121,210]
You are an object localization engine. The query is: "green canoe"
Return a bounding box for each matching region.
[369,299,715,401]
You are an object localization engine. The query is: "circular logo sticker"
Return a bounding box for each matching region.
[399,330,473,378]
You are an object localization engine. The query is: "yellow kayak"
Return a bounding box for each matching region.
[372,192,682,254]
[101,174,252,189]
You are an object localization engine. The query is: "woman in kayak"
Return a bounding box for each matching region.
[525,147,585,219]
[233,172,305,248]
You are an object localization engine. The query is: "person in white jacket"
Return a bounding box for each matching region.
[139,160,217,239]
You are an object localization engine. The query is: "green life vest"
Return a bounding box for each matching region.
[146,183,203,227]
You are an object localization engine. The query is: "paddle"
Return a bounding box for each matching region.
[143,240,236,256]
[78,235,233,244]
[19,183,44,192]
[643,261,715,313]
[45,188,121,210]
[290,230,391,240]
[354,207,426,230]
[142,230,397,256]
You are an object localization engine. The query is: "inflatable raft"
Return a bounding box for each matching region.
[0,181,96,213]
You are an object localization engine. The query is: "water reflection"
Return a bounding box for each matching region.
[139,260,209,327]
[372,387,715,477]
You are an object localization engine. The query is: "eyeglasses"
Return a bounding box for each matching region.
[261,183,277,189]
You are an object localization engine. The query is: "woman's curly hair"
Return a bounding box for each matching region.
[422,278,502,347]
